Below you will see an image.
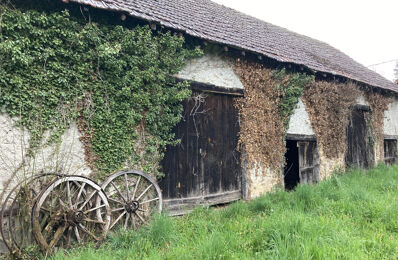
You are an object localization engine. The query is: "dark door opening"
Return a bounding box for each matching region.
[345,108,373,168]
[284,140,300,190]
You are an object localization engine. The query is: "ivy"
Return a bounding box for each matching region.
[0,4,202,176]
[273,69,314,129]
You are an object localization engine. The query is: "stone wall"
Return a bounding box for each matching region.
[0,114,90,203]
[286,98,315,135]
[384,96,398,136]
[177,49,244,90]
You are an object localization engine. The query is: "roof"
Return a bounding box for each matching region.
[68,0,398,93]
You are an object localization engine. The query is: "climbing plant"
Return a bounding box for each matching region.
[0,3,202,176]
[234,59,313,173]
[302,81,361,159]
[365,91,392,161]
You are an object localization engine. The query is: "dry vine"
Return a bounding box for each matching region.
[365,91,392,161]
[302,81,361,159]
[233,59,286,171]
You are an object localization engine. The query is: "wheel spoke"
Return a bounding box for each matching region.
[84,204,106,214]
[132,176,141,200]
[124,213,129,230]
[109,211,126,230]
[136,184,153,201]
[48,224,68,250]
[110,182,127,203]
[74,226,81,243]
[78,190,98,210]
[134,212,146,224]
[124,173,130,201]
[108,197,125,205]
[111,207,125,212]
[66,181,72,208]
[74,183,86,208]
[131,213,136,229]
[78,224,101,241]
[140,197,159,205]
[59,198,69,210]
[84,218,106,225]
[66,226,73,248]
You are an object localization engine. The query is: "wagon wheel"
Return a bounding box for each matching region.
[0,173,61,255]
[100,170,162,231]
[31,176,111,254]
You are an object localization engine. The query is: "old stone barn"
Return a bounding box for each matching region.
[0,0,397,216]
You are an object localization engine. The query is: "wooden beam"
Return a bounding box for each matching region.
[174,77,244,96]
[353,104,370,112]
[384,135,398,140]
[163,190,242,216]
[286,134,316,141]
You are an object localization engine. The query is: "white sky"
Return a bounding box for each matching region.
[212,0,398,81]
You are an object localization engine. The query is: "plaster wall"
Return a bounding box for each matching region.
[356,95,369,106]
[247,162,281,199]
[287,98,314,135]
[384,97,398,136]
[0,114,90,203]
[178,53,244,89]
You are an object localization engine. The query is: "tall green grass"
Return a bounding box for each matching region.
[52,164,398,259]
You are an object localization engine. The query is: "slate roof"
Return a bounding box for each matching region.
[69,0,398,93]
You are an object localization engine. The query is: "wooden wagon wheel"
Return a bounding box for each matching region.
[0,173,61,254]
[99,170,162,231]
[31,176,111,254]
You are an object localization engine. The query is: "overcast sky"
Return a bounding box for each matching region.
[212,0,398,81]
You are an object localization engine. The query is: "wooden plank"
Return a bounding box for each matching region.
[353,104,370,112]
[160,91,242,208]
[345,109,373,168]
[163,190,242,216]
[174,77,244,96]
[286,134,316,141]
[384,135,398,140]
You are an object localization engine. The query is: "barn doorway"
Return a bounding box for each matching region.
[284,138,320,190]
[345,107,374,168]
[160,91,242,215]
[284,140,300,190]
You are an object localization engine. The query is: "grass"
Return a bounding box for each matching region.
[52,164,398,259]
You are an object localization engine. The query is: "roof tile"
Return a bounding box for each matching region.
[69,0,398,93]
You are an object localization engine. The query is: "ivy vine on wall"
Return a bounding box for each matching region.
[0,3,202,177]
[302,81,361,159]
[234,59,313,173]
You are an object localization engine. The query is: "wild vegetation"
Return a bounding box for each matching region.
[302,81,361,159]
[50,164,398,259]
[233,59,313,171]
[0,1,202,177]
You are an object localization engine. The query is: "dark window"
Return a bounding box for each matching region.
[384,139,397,165]
[284,139,320,190]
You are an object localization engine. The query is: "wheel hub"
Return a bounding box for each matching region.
[67,210,85,225]
[125,201,139,213]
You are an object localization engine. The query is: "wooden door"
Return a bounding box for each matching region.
[298,141,320,184]
[384,139,397,165]
[160,91,242,215]
[345,108,374,168]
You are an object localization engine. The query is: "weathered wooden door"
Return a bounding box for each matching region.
[384,139,397,165]
[298,141,320,184]
[345,108,374,168]
[160,91,242,215]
